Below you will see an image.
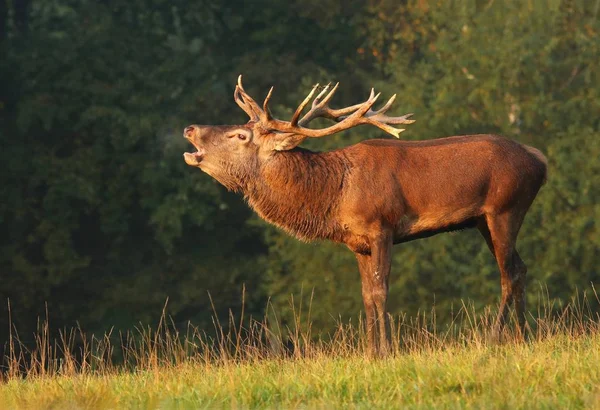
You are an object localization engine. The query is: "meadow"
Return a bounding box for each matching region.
[1,292,600,409]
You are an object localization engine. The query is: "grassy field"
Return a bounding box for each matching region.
[2,333,600,408]
[2,296,600,409]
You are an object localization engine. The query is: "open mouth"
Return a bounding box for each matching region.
[183,138,206,166]
[183,149,205,166]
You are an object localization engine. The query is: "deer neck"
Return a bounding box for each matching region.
[245,149,348,242]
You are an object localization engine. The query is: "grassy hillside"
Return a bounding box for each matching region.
[1,296,599,409]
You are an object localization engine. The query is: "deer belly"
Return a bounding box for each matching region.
[401,206,481,237]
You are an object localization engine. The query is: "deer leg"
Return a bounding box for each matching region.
[356,253,377,356]
[485,212,527,341]
[512,251,528,338]
[477,218,495,257]
[478,218,507,339]
[370,232,393,356]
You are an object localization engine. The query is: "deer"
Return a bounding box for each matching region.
[183,76,548,356]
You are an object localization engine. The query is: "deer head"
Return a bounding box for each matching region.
[183,75,414,191]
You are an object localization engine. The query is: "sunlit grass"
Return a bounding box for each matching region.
[1,288,600,409]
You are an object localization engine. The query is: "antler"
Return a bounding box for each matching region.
[234,75,414,139]
[298,84,415,138]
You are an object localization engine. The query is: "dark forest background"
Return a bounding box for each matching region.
[1,0,599,352]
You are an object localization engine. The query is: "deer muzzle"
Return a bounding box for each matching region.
[183,125,205,166]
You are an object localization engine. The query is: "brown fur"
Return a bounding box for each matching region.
[246,149,349,242]
[184,123,547,356]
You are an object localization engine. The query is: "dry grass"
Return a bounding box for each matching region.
[1,288,600,409]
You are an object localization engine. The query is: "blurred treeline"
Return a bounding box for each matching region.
[0,0,598,347]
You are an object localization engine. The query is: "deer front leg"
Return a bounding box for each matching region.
[356,253,376,356]
[370,231,393,356]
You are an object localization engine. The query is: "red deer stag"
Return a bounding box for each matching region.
[183,76,547,355]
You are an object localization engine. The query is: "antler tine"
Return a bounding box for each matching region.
[234,85,260,122]
[322,86,380,120]
[366,94,415,125]
[299,82,368,125]
[345,91,380,118]
[235,75,265,122]
[297,83,340,125]
[381,125,406,138]
[290,83,320,126]
[355,91,414,137]
[331,89,384,122]
[312,83,332,107]
[355,92,381,117]
[315,82,339,107]
[377,112,416,125]
[237,75,261,108]
[371,94,396,116]
[263,86,274,120]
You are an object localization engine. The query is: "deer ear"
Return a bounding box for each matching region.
[268,133,307,151]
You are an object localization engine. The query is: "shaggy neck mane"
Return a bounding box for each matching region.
[245,149,349,242]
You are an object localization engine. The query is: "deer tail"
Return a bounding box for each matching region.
[524,145,548,184]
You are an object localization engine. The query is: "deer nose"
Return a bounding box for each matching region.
[184,125,197,138]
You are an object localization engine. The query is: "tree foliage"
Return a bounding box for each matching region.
[0,0,598,347]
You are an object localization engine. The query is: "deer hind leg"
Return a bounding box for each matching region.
[479,212,527,341]
[512,251,527,338]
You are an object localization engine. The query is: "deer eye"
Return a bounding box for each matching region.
[237,134,246,140]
